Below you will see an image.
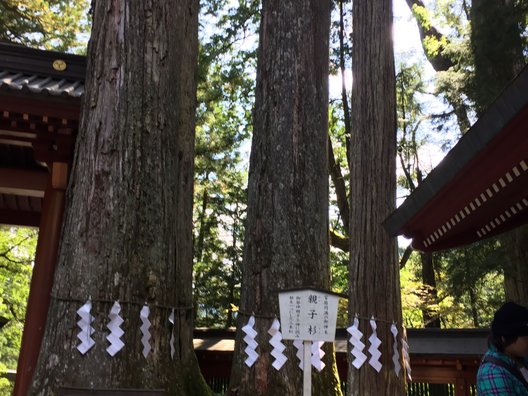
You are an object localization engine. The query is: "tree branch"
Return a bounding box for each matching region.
[400,245,414,269]
[404,0,471,134]
[398,151,417,192]
[404,0,453,71]
[338,0,352,170]
[328,135,350,232]
[330,229,349,252]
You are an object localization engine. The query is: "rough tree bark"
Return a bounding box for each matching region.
[348,0,405,395]
[503,227,528,307]
[227,1,342,395]
[31,1,210,395]
[470,0,525,114]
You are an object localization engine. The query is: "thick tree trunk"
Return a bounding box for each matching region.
[31,1,210,395]
[470,0,525,114]
[503,226,528,307]
[227,1,342,395]
[348,0,405,395]
[420,252,440,328]
[468,286,480,327]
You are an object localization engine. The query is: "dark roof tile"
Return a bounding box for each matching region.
[0,70,84,98]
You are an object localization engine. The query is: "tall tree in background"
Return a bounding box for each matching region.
[228,0,342,395]
[31,1,211,394]
[471,0,528,306]
[396,63,441,328]
[405,0,472,134]
[348,0,404,395]
[470,0,525,114]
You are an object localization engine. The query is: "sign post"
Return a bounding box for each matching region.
[303,340,311,396]
[278,288,344,396]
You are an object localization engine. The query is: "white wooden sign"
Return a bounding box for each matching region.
[278,288,340,342]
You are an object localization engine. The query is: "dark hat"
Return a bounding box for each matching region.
[491,302,528,337]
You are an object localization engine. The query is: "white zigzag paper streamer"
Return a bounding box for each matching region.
[76,299,95,355]
[268,319,287,370]
[294,339,304,370]
[293,340,325,371]
[368,317,382,372]
[390,323,401,376]
[402,327,412,381]
[311,341,325,372]
[242,315,259,367]
[169,309,175,360]
[347,316,367,369]
[140,305,152,358]
[106,301,125,356]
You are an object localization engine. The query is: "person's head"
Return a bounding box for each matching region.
[489,301,528,359]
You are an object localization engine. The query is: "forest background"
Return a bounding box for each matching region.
[0,0,526,392]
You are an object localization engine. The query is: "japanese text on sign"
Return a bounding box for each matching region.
[278,290,339,342]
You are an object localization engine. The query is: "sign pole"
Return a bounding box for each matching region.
[278,288,345,396]
[303,340,312,396]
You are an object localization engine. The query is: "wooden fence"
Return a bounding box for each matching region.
[194,328,487,396]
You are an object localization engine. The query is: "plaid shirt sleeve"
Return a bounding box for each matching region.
[477,355,528,396]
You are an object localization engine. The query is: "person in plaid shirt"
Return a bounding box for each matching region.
[477,302,528,395]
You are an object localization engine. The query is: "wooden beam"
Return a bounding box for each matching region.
[0,209,40,227]
[33,135,75,164]
[0,129,37,139]
[0,168,49,197]
[0,93,80,120]
[0,135,34,147]
[0,116,77,134]
[51,162,68,190]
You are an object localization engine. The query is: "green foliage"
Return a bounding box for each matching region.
[399,241,505,329]
[0,0,90,52]
[437,240,505,327]
[0,226,36,393]
[395,58,505,329]
[413,0,527,125]
[328,103,349,236]
[396,61,432,195]
[400,250,444,328]
[423,34,449,59]
[401,0,527,331]
[400,254,428,328]
[330,247,348,327]
[411,4,433,31]
[329,0,352,76]
[193,0,259,328]
[410,0,474,134]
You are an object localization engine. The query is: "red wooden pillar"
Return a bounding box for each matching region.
[454,358,471,396]
[454,377,470,396]
[14,163,68,396]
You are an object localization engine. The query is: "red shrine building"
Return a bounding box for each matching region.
[0,42,84,395]
[385,65,528,250]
